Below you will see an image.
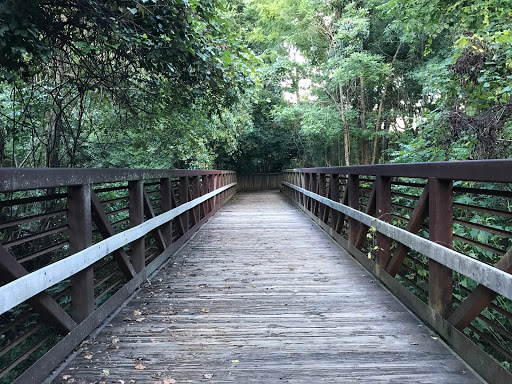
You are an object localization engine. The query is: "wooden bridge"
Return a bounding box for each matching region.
[1,162,512,383]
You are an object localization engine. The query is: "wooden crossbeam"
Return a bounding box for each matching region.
[334,187,348,234]
[448,247,512,330]
[143,189,167,253]
[171,188,186,237]
[90,191,136,279]
[385,182,429,277]
[0,245,76,334]
[354,183,376,250]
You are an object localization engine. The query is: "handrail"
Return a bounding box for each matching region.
[0,167,235,192]
[0,182,236,314]
[283,182,512,300]
[284,158,512,182]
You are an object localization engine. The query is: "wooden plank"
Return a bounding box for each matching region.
[68,185,94,323]
[386,183,429,276]
[282,182,512,302]
[129,180,144,273]
[0,245,76,334]
[448,247,512,330]
[90,190,136,280]
[429,177,454,318]
[57,191,481,384]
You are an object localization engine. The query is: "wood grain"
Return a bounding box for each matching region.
[55,191,481,384]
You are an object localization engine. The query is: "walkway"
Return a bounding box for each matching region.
[55,191,481,383]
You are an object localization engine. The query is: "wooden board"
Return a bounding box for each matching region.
[54,191,482,383]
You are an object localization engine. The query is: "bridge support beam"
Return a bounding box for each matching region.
[68,184,94,323]
[428,177,453,318]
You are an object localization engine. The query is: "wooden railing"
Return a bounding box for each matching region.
[281,160,512,384]
[0,168,236,384]
[237,173,282,191]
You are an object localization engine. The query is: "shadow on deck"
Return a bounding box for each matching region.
[54,191,481,383]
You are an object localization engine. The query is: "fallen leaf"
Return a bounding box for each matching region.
[119,381,125,384]
[231,359,239,363]
[62,375,72,380]
[136,340,142,343]
[136,317,145,322]
[202,308,209,313]
[112,337,120,344]
[84,354,93,360]
[204,373,213,379]
[135,364,146,370]
[133,310,142,316]
[102,369,110,377]
[163,380,176,384]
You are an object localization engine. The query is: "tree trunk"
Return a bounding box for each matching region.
[371,42,402,164]
[359,76,368,164]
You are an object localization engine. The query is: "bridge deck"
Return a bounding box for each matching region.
[55,191,481,383]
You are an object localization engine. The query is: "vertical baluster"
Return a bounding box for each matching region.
[129,179,144,273]
[376,176,392,268]
[179,176,190,233]
[68,184,93,322]
[208,174,214,213]
[347,174,359,245]
[329,173,340,231]
[311,173,319,216]
[429,177,453,317]
[191,176,201,226]
[200,175,208,218]
[319,173,327,223]
[160,177,172,246]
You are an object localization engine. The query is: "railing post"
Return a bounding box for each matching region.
[299,172,305,207]
[200,175,208,217]
[179,176,190,233]
[208,174,214,213]
[191,175,201,226]
[429,177,453,317]
[160,178,173,246]
[311,173,319,216]
[68,184,93,322]
[347,174,359,245]
[304,173,311,211]
[319,173,327,223]
[129,179,144,273]
[329,173,340,231]
[376,176,392,268]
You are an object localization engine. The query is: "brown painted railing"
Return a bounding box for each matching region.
[0,168,236,383]
[236,173,282,191]
[281,160,512,384]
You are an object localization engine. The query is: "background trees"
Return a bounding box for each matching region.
[0,0,510,170]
